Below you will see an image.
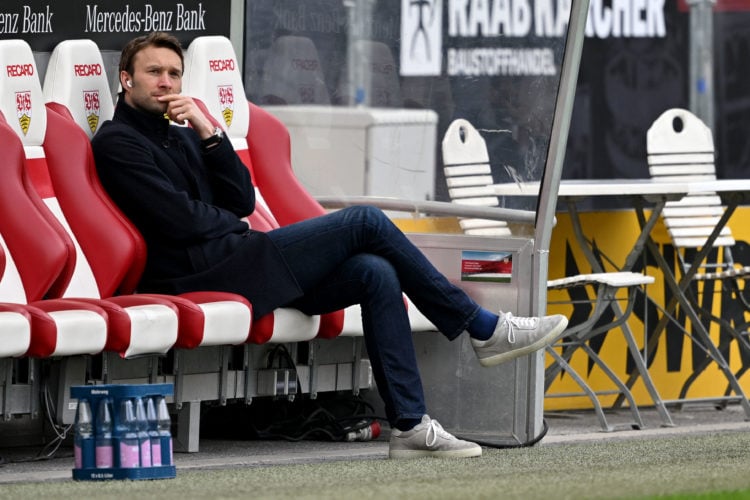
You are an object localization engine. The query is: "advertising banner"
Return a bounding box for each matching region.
[0,0,231,51]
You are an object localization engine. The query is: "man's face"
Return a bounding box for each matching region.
[122,45,183,115]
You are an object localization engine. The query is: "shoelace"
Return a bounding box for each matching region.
[424,418,453,448]
[500,312,539,344]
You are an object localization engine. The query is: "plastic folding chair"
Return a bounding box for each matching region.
[646,107,750,405]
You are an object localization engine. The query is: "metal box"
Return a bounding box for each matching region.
[264,105,437,201]
[407,233,545,446]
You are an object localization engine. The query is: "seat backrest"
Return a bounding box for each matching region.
[442,119,512,236]
[0,112,69,304]
[247,102,330,226]
[184,36,327,229]
[0,39,78,299]
[0,39,139,299]
[259,35,330,105]
[337,40,401,107]
[43,39,115,138]
[183,36,250,148]
[647,108,734,250]
[41,39,144,295]
[183,36,281,233]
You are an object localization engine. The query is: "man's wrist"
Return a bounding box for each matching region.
[201,127,224,150]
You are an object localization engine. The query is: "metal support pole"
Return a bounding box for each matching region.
[687,0,716,132]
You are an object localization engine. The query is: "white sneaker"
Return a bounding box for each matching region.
[388,415,482,459]
[471,312,568,367]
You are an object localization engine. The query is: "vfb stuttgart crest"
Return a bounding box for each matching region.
[83,90,100,134]
[218,85,234,128]
[15,91,31,135]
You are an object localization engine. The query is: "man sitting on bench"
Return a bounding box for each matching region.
[92,32,568,460]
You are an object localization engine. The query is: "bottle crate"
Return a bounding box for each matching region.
[70,384,176,481]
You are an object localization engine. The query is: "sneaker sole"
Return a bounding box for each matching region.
[477,317,568,367]
[389,447,483,459]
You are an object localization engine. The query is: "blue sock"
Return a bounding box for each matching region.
[467,308,499,341]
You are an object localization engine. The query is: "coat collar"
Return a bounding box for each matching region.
[113,93,171,140]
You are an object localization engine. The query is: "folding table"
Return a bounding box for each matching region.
[493,179,691,427]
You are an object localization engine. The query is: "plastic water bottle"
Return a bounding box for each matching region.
[94,398,114,468]
[135,397,152,467]
[115,399,140,468]
[156,396,173,466]
[146,397,162,467]
[73,398,95,469]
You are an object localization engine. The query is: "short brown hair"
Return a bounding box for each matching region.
[119,32,184,75]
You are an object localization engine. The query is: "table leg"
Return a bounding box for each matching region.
[618,202,750,418]
[566,198,666,275]
[567,200,606,274]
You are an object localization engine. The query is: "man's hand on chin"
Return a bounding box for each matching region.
[158,94,215,139]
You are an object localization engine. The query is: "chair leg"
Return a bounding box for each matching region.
[578,343,644,429]
[729,277,750,311]
[725,365,750,400]
[546,283,672,429]
[548,284,634,391]
[678,294,750,403]
[545,284,612,387]
[545,346,614,432]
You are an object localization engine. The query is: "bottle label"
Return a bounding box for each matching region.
[119,442,140,468]
[151,441,162,467]
[140,439,152,467]
[74,444,82,469]
[96,445,114,468]
[75,438,95,469]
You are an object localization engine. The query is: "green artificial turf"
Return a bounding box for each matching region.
[2,432,750,499]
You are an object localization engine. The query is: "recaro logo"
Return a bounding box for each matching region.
[6,64,34,77]
[209,59,235,72]
[74,64,103,76]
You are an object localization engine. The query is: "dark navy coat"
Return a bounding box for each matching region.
[91,97,302,317]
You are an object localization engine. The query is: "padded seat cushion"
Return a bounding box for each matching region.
[0,307,31,358]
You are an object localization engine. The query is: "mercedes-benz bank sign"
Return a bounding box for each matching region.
[0,0,231,51]
[400,0,667,77]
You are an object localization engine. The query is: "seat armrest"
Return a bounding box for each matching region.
[316,195,541,226]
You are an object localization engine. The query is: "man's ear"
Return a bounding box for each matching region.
[120,70,132,90]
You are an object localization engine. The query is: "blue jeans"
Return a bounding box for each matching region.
[266,205,481,426]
